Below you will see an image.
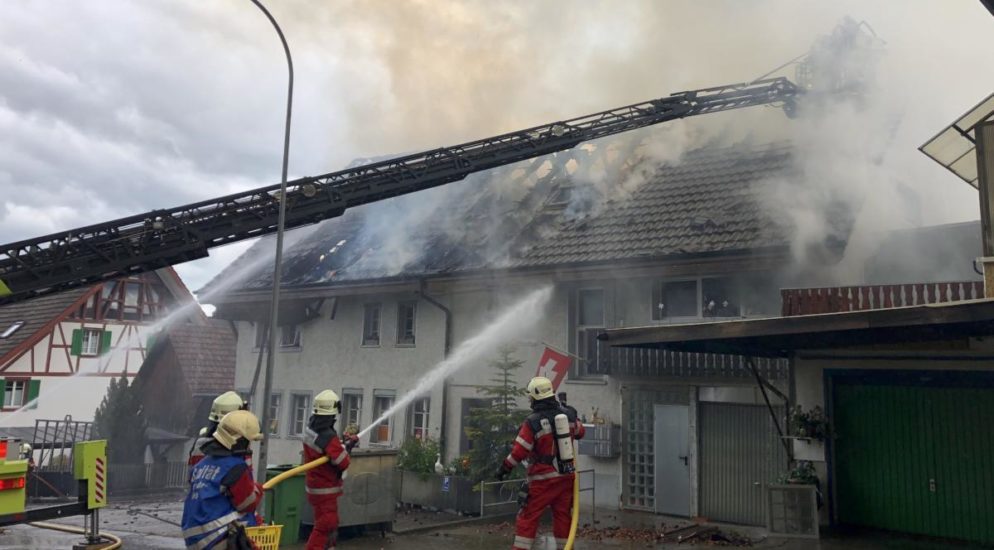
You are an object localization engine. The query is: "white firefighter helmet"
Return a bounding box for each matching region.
[209,391,246,422]
[527,376,555,401]
[313,390,341,416]
[18,442,32,459]
[213,410,264,449]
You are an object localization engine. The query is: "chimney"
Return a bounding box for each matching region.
[977,121,994,297]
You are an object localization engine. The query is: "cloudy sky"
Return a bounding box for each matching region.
[2,1,992,298]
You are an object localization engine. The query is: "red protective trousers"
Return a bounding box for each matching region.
[513,475,574,550]
[306,493,340,550]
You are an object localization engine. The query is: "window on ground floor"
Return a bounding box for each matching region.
[342,389,362,432]
[289,393,310,437]
[268,393,283,436]
[2,379,39,410]
[370,390,395,445]
[407,397,430,440]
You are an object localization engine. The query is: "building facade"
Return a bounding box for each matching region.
[212,142,819,514]
[0,269,202,427]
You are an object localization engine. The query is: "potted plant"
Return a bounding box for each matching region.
[788,406,829,461]
[778,461,823,509]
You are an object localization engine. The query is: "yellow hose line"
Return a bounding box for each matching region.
[28,521,123,550]
[564,460,581,550]
[262,456,329,490]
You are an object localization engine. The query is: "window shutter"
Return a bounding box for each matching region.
[0,378,5,407]
[146,335,157,353]
[27,380,40,409]
[100,330,113,355]
[70,329,83,356]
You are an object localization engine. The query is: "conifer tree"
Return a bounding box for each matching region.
[93,374,148,463]
[463,345,530,483]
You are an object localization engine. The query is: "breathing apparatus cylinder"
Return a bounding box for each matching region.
[553,413,575,474]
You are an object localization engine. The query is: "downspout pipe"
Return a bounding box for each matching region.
[417,281,451,461]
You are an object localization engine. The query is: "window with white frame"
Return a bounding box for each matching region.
[370,391,395,444]
[651,277,768,321]
[362,304,381,346]
[574,288,605,378]
[407,397,430,439]
[396,302,416,346]
[280,324,301,348]
[254,324,269,349]
[342,390,362,430]
[268,393,282,436]
[289,393,310,436]
[3,380,27,408]
[81,328,103,356]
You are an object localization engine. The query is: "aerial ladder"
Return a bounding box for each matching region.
[0,77,801,305]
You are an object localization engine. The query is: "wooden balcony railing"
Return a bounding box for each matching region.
[780,281,984,317]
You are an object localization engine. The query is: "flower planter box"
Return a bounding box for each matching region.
[790,438,825,462]
[398,471,480,515]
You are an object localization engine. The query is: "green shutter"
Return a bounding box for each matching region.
[146,335,157,352]
[0,378,5,407]
[70,329,83,356]
[27,380,40,410]
[100,330,112,355]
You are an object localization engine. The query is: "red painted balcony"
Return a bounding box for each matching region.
[780,281,985,317]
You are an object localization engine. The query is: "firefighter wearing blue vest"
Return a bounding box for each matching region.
[182,409,265,550]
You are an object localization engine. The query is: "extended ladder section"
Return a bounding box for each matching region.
[0,78,798,304]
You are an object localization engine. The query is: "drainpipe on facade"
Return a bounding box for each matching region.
[417,281,452,462]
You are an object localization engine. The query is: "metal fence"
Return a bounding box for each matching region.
[108,462,187,495]
[583,329,787,380]
[479,469,596,520]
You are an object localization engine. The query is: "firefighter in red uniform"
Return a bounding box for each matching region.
[498,376,585,550]
[302,390,359,550]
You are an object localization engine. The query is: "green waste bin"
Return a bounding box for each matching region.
[265,465,306,546]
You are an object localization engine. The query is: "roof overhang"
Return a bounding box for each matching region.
[599,299,994,358]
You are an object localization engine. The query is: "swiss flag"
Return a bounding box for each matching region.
[536,347,572,392]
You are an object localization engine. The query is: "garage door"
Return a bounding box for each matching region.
[834,380,994,544]
[699,402,788,525]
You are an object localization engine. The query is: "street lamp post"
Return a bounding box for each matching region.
[248,0,293,485]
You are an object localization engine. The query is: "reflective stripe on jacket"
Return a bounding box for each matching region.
[504,400,585,479]
[302,422,350,495]
[182,454,259,549]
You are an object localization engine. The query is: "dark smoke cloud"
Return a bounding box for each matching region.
[1,1,991,293]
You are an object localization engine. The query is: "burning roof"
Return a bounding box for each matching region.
[201,140,802,297]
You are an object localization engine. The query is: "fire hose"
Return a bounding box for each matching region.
[28,521,123,549]
[264,454,583,548]
[564,458,580,550]
[262,456,328,490]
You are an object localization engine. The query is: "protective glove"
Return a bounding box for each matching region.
[496,465,510,481]
[344,434,359,452]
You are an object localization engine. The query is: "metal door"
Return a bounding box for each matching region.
[834,382,994,545]
[699,402,787,525]
[653,404,690,516]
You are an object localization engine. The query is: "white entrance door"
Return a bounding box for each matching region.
[653,404,691,516]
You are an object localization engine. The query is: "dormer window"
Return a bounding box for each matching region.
[0,321,24,339]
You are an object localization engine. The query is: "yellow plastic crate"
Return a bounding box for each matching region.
[246,524,283,550]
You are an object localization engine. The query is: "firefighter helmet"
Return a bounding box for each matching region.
[527,376,555,401]
[209,391,247,422]
[213,410,263,449]
[313,390,341,416]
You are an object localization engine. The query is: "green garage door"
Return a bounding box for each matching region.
[834,381,994,544]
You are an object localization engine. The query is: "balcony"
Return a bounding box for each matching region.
[581,328,786,380]
[780,281,984,317]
